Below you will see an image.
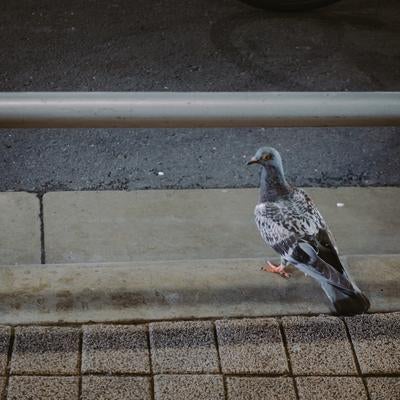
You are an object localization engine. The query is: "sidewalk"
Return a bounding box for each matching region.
[2,187,400,265]
[0,187,399,399]
[0,312,399,399]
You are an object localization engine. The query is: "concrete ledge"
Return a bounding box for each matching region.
[0,192,41,264]
[43,187,400,264]
[0,254,399,324]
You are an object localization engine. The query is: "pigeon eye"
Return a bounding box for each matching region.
[263,154,272,161]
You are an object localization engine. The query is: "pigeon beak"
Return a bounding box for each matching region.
[247,157,259,165]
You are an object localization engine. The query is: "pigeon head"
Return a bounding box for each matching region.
[247,147,290,201]
[247,147,283,168]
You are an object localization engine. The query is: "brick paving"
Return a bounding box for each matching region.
[0,327,11,375]
[154,375,225,400]
[282,315,358,375]
[215,318,288,375]
[345,312,400,375]
[82,324,150,374]
[295,377,368,400]
[10,326,80,375]
[7,376,79,400]
[226,377,296,400]
[0,313,399,399]
[81,376,151,400]
[366,377,400,400]
[149,321,219,374]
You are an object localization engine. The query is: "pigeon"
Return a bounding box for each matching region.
[247,146,370,315]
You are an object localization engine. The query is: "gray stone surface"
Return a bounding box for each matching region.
[296,377,368,400]
[282,316,357,375]
[81,376,151,400]
[0,192,41,265]
[43,189,272,264]
[7,376,79,400]
[10,326,80,374]
[226,377,297,400]
[0,326,10,375]
[345,312,400,374]
[82,324,150,374]
[346,255,400,313]
[216,318,288,374]
[149,320,219,373]
[154,374,225,400]
[1,254,399,325]
[0,377,5,399]
[43,188,400,264]
[366,377,400,400]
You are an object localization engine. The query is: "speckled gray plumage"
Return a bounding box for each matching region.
[255,187,325,257]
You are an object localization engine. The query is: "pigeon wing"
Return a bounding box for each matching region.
[255,188,324,257]
[255,189,353,291]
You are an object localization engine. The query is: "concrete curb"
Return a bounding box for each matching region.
[0,254,399,324]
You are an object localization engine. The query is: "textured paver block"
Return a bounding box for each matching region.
[0,192,41,264]
[11,326,80,374]
[296,377,368,400]
[154,375,225,400]
[82,324,150,373]
[149,320,219,373]
[81,376,151,400]
[282,316,357,375]
[366,377,400,400]
[0,377,5,399]
[227,377,297,400]
[216,318,288,374]
[345,312,400,374]
[7,376,79,400]
[0,326,11,375]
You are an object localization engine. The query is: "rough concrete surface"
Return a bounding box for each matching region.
[82,324,150,374]
[0,378,5,399]
[0,255,399,324]
[149,321,219,373]
[0,326,11,375]
[154,375,225,400]
[1,1,400,192]
[43,189,273,263]
[296,377,368,400]
[226,377,297,400]
[7,376,79,400]
[346,255,400,312]
[43,187,400,263]
[345,312,400,374]
[366,377,400,400]
[282,316,357,375]
[215,318,288,374]
[81,376,152,400]
[10,326,80,375]
[0,192,41,265]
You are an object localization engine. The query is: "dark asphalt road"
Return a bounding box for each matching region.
[1,0,399,192]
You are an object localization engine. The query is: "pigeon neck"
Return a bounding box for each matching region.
[259,164,291,202]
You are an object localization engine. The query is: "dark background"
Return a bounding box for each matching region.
[1,0,399,192]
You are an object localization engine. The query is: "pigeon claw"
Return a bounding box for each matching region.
[261,261,291,279]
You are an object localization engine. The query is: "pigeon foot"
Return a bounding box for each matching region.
[261,261,291,279]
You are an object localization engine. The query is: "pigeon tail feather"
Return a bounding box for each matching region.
[321,281,370,316]
[289,244,370,315]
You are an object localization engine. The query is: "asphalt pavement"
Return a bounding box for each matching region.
[1,0,399,192]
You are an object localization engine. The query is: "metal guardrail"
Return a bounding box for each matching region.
[0,92,399,128]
